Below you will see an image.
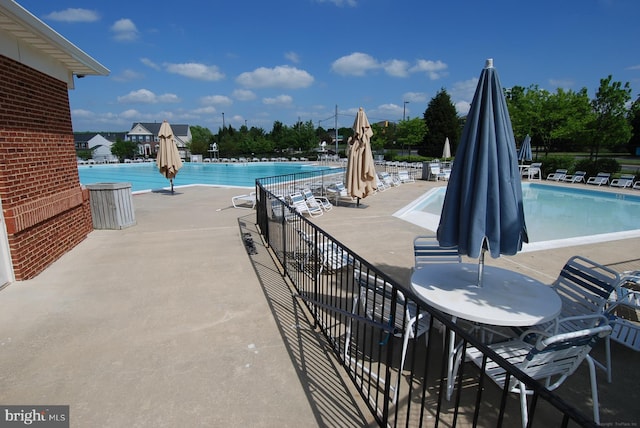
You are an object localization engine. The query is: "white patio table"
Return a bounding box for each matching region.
[410,262,562,398]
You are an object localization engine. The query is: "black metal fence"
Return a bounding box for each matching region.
[254,169,598,428]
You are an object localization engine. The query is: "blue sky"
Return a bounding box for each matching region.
[15,0,640,132]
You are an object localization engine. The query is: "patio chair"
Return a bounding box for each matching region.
[397,170,415,184]
[634,181,640,190]
[288,192,323,217]
[462,316,612,428]
[546,169,568,181]
[562,170,586,184]
[231,191,256,209]
[375,174,388,192]
[537,255,621,382]
[413,235,461,270]
[610,174,635,188]
[301,188,332,211]
[586,172,610,186]
[606,271,640,353]
[345,269,431,403]
[521,162,542,180]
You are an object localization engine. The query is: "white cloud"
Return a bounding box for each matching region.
[314,0,357,6]
[455,101,471,116]
[236,66,313,89]
[450,77,478,102]
[71,109,94,118]
[285,51,300,63]
[263,95,293,106]
[549,78,575,88]
[120,109,142,119]
[45,8,99,22]
[409,59,448,80]
[625,64,640,70]
[117,89,180,104]
[200,95,233,106]
[383,59,410,78]
[232,89,257,101]
[193,106,217,115]
[403,92,428,103]
[111,19,138,42]
[140,58,160,70]
[111,69,144,82]
[164,63,225,81]
[331,52,379,76]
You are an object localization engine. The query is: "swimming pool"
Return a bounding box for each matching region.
[393,183,640,252]
[78,162,333,193]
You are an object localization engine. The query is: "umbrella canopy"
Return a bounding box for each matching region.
[518,134,532,162]
[442,137,452,160]
[345,107,377,202]
[156,120,183,192]
[437,59,528,284]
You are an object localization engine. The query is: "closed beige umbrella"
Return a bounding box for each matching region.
[345,107,377,206]
[156,120,183,193]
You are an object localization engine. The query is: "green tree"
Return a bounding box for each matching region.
[189,125,214,156]
[110,138,137,162]
[397,118,427,157]
[589,75,632,159]
[422,89,458,157]
[627,95,640,154]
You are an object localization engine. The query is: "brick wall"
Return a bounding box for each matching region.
[0,55,93,280]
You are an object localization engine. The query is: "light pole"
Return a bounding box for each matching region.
[403,100,409,121]
[222,112,225,128]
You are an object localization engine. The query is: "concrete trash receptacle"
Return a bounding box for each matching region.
[86,183,136,229]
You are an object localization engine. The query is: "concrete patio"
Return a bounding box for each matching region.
[0,180,638,426]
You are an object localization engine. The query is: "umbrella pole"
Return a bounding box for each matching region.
[170,178,174,194]
[477,247,485,288]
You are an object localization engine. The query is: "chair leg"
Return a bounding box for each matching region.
[518,382,529,428]
[585,355,601,425]
[604,336,612,383]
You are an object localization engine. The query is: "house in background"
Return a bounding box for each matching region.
[0,1,108,283]
[74,132,126,163]
[126,122,191,160]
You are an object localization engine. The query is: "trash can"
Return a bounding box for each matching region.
[86,183,136,229]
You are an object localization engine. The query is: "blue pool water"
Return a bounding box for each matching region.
[78,162,332,192]
[394,183,640,251]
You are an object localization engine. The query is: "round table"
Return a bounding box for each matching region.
[411,263,561,327]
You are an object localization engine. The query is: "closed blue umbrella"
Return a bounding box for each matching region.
[518,134,532,162]
[437,59,528,286]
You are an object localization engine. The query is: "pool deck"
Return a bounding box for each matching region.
[0,179,638,426]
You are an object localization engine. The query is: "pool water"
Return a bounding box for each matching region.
[394,183,640,251]
[78,162,331,192]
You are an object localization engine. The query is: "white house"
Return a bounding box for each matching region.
[126,122,191,160]
[88,134,118,163]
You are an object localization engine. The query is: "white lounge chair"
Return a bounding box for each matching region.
[546,169,568,181]
[302,188,332,211]
[295,229,349,276]
[563,170,586,183]
[379,171,400,187]
[288,192,323,217]
[587,172,610,186]
[375,174,388,192]
[634,181,640,190]
[325,182,355,205]
[231,192,256,209]
[397,170,415,183]
[462,316,611,427]
[521,162,542,180]
[610,174,635,188]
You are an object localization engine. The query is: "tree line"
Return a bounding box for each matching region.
[111,74,638,163]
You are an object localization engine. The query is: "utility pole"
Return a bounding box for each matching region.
[403,100,409,121]
[335,105,338,157]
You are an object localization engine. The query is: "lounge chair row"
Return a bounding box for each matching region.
[545,170,638,188]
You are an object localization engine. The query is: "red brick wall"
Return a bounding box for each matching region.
[0,55,93,280]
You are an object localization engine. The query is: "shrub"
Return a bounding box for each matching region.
[538,155,575,177]
[573,158,620,178]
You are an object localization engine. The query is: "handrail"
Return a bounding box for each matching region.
[254,170,598,427]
